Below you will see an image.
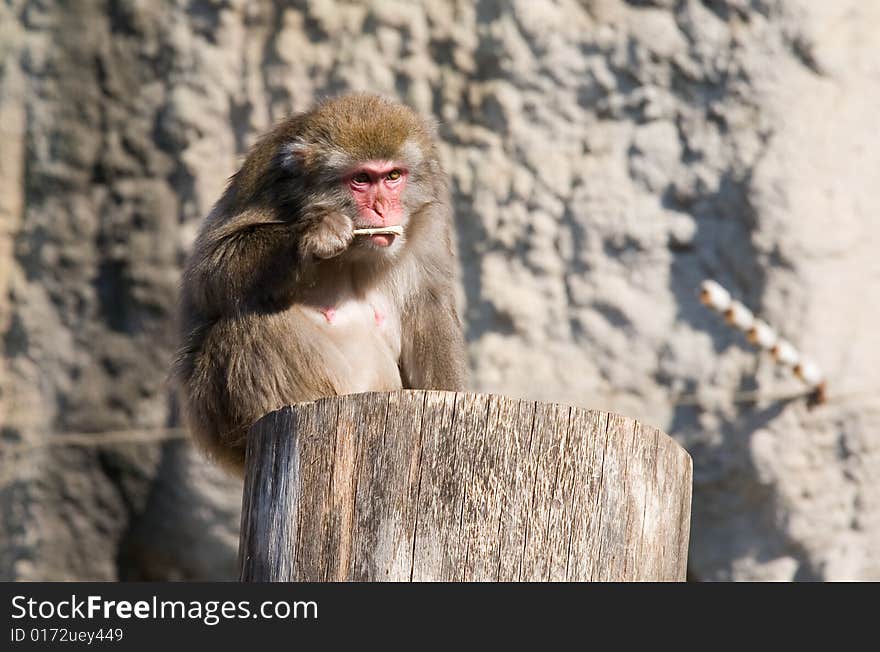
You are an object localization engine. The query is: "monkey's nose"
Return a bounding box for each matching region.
[366,206,386,224]
[372,203,393,225]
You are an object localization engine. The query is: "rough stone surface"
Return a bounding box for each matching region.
[1,0,878,581]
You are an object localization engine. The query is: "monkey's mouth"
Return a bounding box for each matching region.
[367,234,395,247]
[352,226,402,249]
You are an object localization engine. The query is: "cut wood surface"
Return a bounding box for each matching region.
[238,390,692,582]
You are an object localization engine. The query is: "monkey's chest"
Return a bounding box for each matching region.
[302,294,402,393]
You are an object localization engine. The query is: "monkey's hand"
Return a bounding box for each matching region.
[299,211,354,260]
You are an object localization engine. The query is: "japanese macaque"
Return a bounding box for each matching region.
[173,94,467,473]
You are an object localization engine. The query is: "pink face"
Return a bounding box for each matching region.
[348,161,408,247]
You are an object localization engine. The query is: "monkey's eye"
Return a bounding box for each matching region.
[351,172,370,184]
[387,169,402,181]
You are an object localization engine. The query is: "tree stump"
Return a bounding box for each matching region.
[238,390,692,582]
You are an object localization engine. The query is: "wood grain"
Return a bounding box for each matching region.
[239,390,692,582]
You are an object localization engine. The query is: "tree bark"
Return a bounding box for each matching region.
[238,390,692,582]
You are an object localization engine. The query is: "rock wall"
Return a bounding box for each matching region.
[1,0,878,581]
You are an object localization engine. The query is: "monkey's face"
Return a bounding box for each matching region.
[273,94,439,262]
[346,160,410,252]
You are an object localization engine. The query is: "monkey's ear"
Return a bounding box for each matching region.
[278,138,311,172]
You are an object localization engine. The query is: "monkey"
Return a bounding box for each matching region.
[173,94,468,474]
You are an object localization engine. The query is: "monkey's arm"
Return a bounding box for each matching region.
[399,288,468,391]
[184,214,299,314]
[185,207,352,315]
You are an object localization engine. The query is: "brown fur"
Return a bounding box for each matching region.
[173,94,467,474]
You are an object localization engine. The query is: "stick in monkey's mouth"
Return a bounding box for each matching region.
[352,226,404,237]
